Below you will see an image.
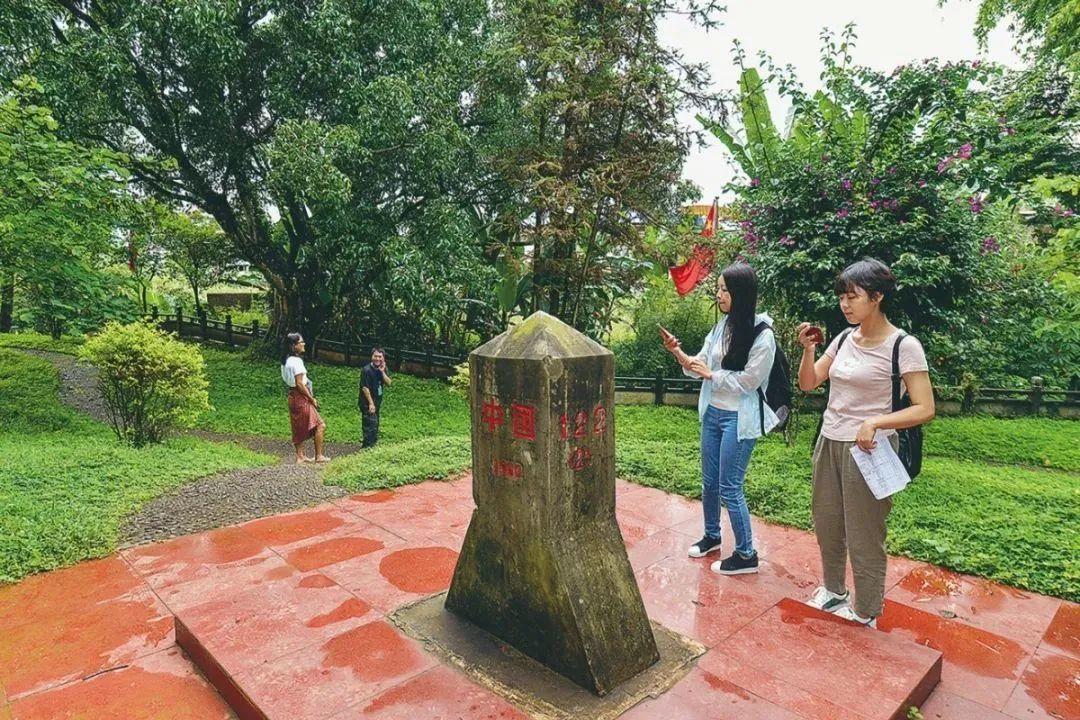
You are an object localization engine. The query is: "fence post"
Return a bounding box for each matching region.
[654,367,665,406]
[251,319,259,340]
[344,340,351,367]
[225,314,233,347]
[426,347,434,376]
[151,306,159,322]
[1030,376,1044,415]
[962,386,975,415]
[198,310,207,341]
[176,305,183,335]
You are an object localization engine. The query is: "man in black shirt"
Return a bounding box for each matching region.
[359,348,391,447]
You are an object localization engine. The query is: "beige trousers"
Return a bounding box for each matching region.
[811,434,897,618]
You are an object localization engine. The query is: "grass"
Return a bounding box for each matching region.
[0,331,83,355]
[196,348,469,444]
[0,349,272,584]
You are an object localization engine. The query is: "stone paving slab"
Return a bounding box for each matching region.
[0,475,1076,720]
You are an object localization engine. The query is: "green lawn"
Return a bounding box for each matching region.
[2,332,1077,601]
[0,348,272,584]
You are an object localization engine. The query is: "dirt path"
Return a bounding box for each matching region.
[24,350,360,546]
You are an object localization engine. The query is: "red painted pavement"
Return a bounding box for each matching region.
[0,474,1075,720]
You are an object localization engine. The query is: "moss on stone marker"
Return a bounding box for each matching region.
[445,311,660,696]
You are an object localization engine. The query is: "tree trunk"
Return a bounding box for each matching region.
[261,270,330,357]
[0,273,13,333]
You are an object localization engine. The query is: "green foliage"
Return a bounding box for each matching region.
[972,0,1080,71]
[0,77,136,337]
[0,331,83,355]
[0,349,88,434]
[611,275,718,376]
[926,416,1080,471]
[477,0,721,333]
[0,349,270,583]
[323,436,471,491]
[4,0,499,349]
[157,208,236,314]
[701,32,1080,386]
[80,323,211,446]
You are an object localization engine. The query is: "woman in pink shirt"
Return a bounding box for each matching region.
[796,258,935,627]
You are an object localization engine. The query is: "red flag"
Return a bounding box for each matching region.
[701,197,718,238]
[669,198,719,296]
[669,244,716,296]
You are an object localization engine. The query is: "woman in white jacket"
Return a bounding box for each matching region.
[662,262,778,575]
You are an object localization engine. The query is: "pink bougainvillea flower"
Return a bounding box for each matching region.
[836,208,850,218]
[969,196,983,214]
[779,235,795,247]
[937,157,952,173]
[958,143,973,159]
[888,165,898,174]
[918,180,928,188]
[980,236,1000,254]
[750,177,761,187]
[841,178,852,191]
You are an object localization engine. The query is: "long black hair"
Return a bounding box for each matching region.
[281,332,303,366]
[720,262,759,371]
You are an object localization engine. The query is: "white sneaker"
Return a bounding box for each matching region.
[806,586,850,613]
[834,605,877,628]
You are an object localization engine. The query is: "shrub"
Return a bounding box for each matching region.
[80,322,210,446]
[611,275,718,377]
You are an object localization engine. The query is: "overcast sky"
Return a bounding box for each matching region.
[660,0,1024,199]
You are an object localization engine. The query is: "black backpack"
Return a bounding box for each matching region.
[821,329,924,479]
[752,322,792,434]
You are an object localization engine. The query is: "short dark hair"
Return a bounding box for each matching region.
[834,258,896,309]
[372,347,385,356]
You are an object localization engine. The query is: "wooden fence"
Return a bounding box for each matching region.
[148,307,1080,419]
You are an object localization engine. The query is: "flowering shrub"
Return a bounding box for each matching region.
[702,31,1080,384]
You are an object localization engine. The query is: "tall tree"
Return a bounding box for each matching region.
[967,0,1080,70]
[1,0,491,348]
[159,208,235,315]
[476,0,724,332]
[0,77,132,336]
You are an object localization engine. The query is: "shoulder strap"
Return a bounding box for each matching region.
[752,321,773,433]
[891,332,908,412]
[835,327,854,352]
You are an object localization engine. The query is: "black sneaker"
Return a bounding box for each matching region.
[687,535,722,558]
[711,551,759,575]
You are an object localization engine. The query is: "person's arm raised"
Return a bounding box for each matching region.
[797,322,833,391]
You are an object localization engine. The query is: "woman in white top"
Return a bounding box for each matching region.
[662,262,779,576]
[797,258,934,627]
[281,333,329,463]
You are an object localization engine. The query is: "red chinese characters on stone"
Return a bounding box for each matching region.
[567,447,592,472]
[558,404,608,440]
[493,458,523,479]
[481,398,505,433]
[510,403,537,441]
[592,406,607,435]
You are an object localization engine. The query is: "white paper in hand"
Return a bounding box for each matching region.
[849,431,911,500]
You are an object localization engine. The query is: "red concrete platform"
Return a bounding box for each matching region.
[0,475,1076,720]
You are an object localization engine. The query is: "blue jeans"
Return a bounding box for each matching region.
[701,406,757,557]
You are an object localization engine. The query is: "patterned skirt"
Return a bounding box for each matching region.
[287,390,323,445]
